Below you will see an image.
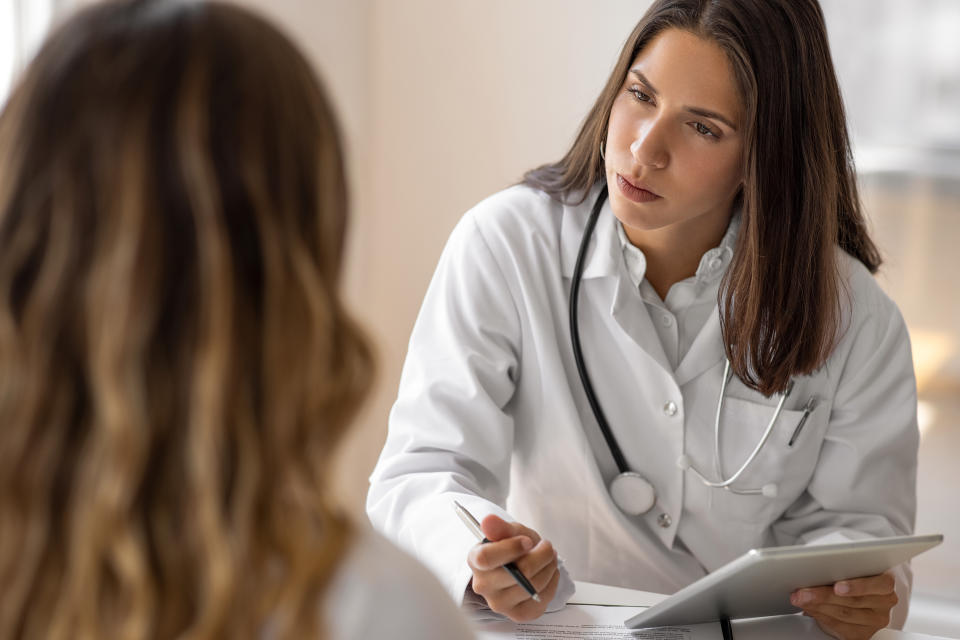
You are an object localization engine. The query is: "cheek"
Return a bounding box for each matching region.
[679,148,742,200]
[605,101,634,149]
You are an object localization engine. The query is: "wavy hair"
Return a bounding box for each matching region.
[0,1,373,638]
[524,0,881,395]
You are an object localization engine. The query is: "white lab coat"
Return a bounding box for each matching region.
[367,183,919,626]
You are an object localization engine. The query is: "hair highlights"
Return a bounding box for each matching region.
[0,2,372,638]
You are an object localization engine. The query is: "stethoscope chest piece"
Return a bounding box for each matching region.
[572,187,794,515]
[609,471,656,516]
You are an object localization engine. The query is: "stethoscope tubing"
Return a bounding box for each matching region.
[568,185,630,474]
[709,359,793,489]
[569,186,791,504]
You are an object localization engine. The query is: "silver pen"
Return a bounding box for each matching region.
[788,396,818,447]
[453,500,541,602]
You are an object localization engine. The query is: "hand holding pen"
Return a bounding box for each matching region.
[455,501,561,622]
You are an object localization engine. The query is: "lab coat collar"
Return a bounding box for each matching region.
[674,310,726,387]
[560,182,621,280]
[560,183,730,386]
[610,265,674,376]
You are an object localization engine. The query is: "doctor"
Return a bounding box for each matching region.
[368,1,917,638]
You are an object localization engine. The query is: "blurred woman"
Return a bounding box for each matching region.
[0,1,475,638]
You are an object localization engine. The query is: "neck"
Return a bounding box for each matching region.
[624,209,733,300]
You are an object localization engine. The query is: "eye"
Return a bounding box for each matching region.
[693,122,720,139]
[626,85,652,103]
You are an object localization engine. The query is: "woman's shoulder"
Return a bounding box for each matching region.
[831,248,910,363]
[836,248,903,323]
[464,184,564,236]
[453,183,598,268]
[324,523,476,640]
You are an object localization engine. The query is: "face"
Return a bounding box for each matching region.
[605,28,744,238]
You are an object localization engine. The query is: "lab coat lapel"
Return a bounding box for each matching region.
[560,184,620,281]
[674,307,726,386]
[560,184,673,375]
[609,271,673,377]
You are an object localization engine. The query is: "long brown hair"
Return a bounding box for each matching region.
[0,1,373,638]
[524,0,881,395]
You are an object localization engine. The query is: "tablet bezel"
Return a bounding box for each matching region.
[624,533,943,629]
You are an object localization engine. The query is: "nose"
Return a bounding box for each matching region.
[630,120,669,169]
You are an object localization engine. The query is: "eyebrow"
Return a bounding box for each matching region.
[628,69,739,131]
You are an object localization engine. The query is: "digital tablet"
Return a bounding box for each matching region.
[625,533,943,629]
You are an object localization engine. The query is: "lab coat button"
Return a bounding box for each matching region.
[657,512,672,528]
[662,401,678,417]
[661,315,673,327]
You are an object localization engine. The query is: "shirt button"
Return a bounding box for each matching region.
[663,401,678,417]
[657,513,673,528]
[661,315,673,327]
[709,257,723,270]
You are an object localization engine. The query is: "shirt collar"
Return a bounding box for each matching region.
[616,208,741,291]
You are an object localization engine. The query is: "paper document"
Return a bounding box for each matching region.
[474,604,723,640]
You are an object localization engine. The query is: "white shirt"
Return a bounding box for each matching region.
[367,183,918,627]
[616,213,739,370]
[324,525,477,639]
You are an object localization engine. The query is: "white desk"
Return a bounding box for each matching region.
[574,582,955,640]
[474,581,956,640]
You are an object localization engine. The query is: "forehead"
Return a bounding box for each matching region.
[630,28,742,121]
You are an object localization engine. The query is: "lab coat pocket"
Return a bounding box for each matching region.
[707,395,825,526]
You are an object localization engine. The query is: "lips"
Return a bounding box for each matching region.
[617,173,661,203]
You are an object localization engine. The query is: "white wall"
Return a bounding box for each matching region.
[0,0,58,106]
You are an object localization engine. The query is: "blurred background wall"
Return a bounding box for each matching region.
[2,0,957,633]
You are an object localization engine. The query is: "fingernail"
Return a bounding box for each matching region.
[797,591,812,605]
[520,536,534,551]
[835,582,850,595]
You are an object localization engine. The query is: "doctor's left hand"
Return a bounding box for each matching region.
[790,571,898,640]
[466,514,560,622]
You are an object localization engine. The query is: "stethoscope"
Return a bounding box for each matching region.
[569,185,794,517]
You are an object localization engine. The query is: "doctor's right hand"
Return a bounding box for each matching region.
[467,514,560,622]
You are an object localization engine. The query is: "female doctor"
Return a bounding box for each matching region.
[367,1,918,638]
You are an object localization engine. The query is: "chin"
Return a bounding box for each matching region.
[609,192,669,232]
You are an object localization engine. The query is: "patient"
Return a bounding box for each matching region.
[0,1,474,638]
